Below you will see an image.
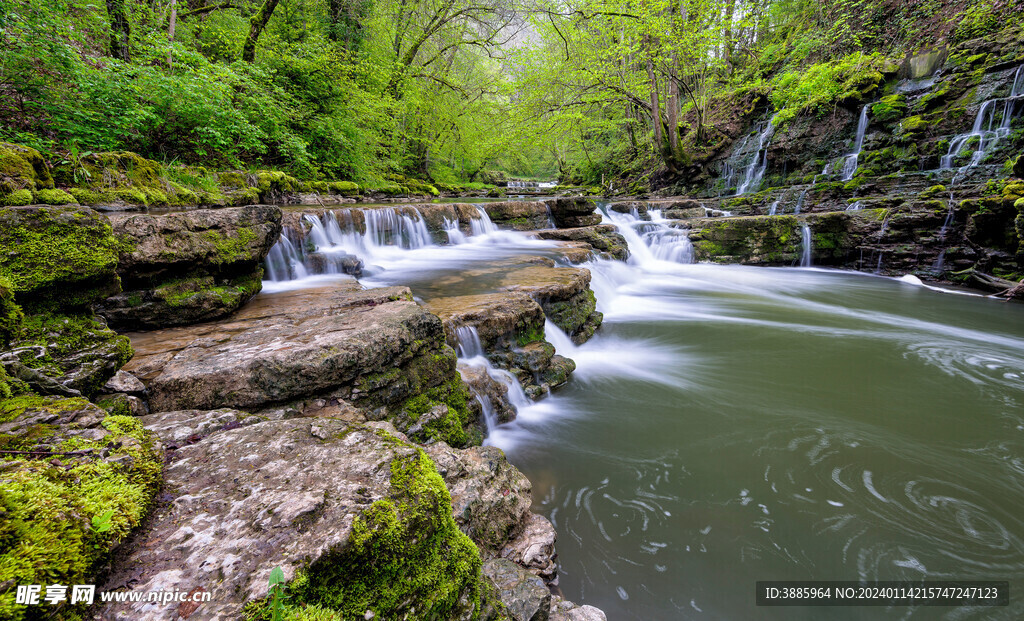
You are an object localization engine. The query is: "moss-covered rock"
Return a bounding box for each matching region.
[0,143,54,195]
[691,215,802,264]
[9,313,133,398]
[34,188,76,205]
[0,396,162,621]
[327,181,360,196]
[0,275,23,347]
[1013,155,1024,178]
[0,206,126,309]
[100,272,264,330]
[0,189,33,206]
[871,94,908,124]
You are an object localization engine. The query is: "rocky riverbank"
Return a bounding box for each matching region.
[0,201,611,620]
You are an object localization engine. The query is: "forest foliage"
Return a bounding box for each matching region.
[0,0,1014,185]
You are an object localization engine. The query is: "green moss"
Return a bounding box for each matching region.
[0,206,127,308]
[0,399,162,621]
[400,378,474,447]
[0,275,23,347]
[0,189,34,206]
[543,289,597,336]
[899,115,929,135]
[65,187,104,205]
[871,94,908,124]
[0,143,54,193]
[201,227,258,264]
[34,188,76,205]
[252,448,483,620]
[327,181,359,196]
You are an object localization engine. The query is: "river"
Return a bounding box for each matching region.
[265,202,1024,619]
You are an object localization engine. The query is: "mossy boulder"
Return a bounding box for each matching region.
[1014,155,1024,178]
[327,181,360,196]
[0,189,33,206]
[0,143,54,197]
[98,418,490,620]
[7,313,133,398]
[35,188,76,205]
[0,396,162,621]
[0,206,126,309]
[0,275,23,347]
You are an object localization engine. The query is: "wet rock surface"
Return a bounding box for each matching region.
[533,225,629,261]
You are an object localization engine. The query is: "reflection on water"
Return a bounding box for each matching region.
[495,260,1024,620]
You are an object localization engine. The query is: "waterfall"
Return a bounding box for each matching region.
[599,204,694,266]
[768,200,779,216]
[443,216,466,244]
[265,232,310,282]
[736,119,776,195]
[846,201,863,211]
[453,325,533,435]
[470,206,498,236]
[940,65,1023,180]
[841,105,870,181]
[794,189,807,214]
[800,224,812,267]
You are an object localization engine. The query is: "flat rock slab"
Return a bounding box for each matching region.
[124,282,442,412]
[97,419,425,620]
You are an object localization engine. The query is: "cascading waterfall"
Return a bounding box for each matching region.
[264,205,506,284]
[841,105,871,181]
[470,206,498,236]
[736,119,777,195]
[940,65,1023,180]
[453,325,533,435]
[800,224,812,267]
[599,204,695,265]
[794,189,807,214]
[768,200,780,216]
[265,232,309,281]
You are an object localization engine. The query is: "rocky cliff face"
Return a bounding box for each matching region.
[634,24,1024,292]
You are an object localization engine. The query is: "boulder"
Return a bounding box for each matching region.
[0,205,124,308]
[483,559,551,621]
[99,205,282,329]
[0,142,54,199]
[501,512,558,581]
[424,443,533,554]
[0,396,161,621]
[96,419,488,621]
[124,283,480,446]
[501,266,602,344]
[534,226,629,261]
[549,598,608,621]
[481,201,554,231]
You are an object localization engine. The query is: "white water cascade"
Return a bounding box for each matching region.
[800,224,812,267]
[940,65,1023,180]
[600,205,695,265]
[841,105,871,181]
[736,119,777,195]
[454,325,535,436]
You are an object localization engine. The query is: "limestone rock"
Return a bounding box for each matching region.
[0,205,123,308]
[549,597,608,621]
[483,559,551,621]
[102,369,147,396]
[99,205,281,329]
[3,313,132,398]
[124,283,480,446]
[502,512,558,581]
[424,443,533,554]
[534,226,629,261]
[96,418,486,621]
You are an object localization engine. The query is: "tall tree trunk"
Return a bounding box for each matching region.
[242,0,281,62]
[106,0,131,62]
[666,61,680,165]
[643,36,664,156]
[167,0,178,68]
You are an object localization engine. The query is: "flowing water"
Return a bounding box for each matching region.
[262,203,1024,620]
[841,105,871,181]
